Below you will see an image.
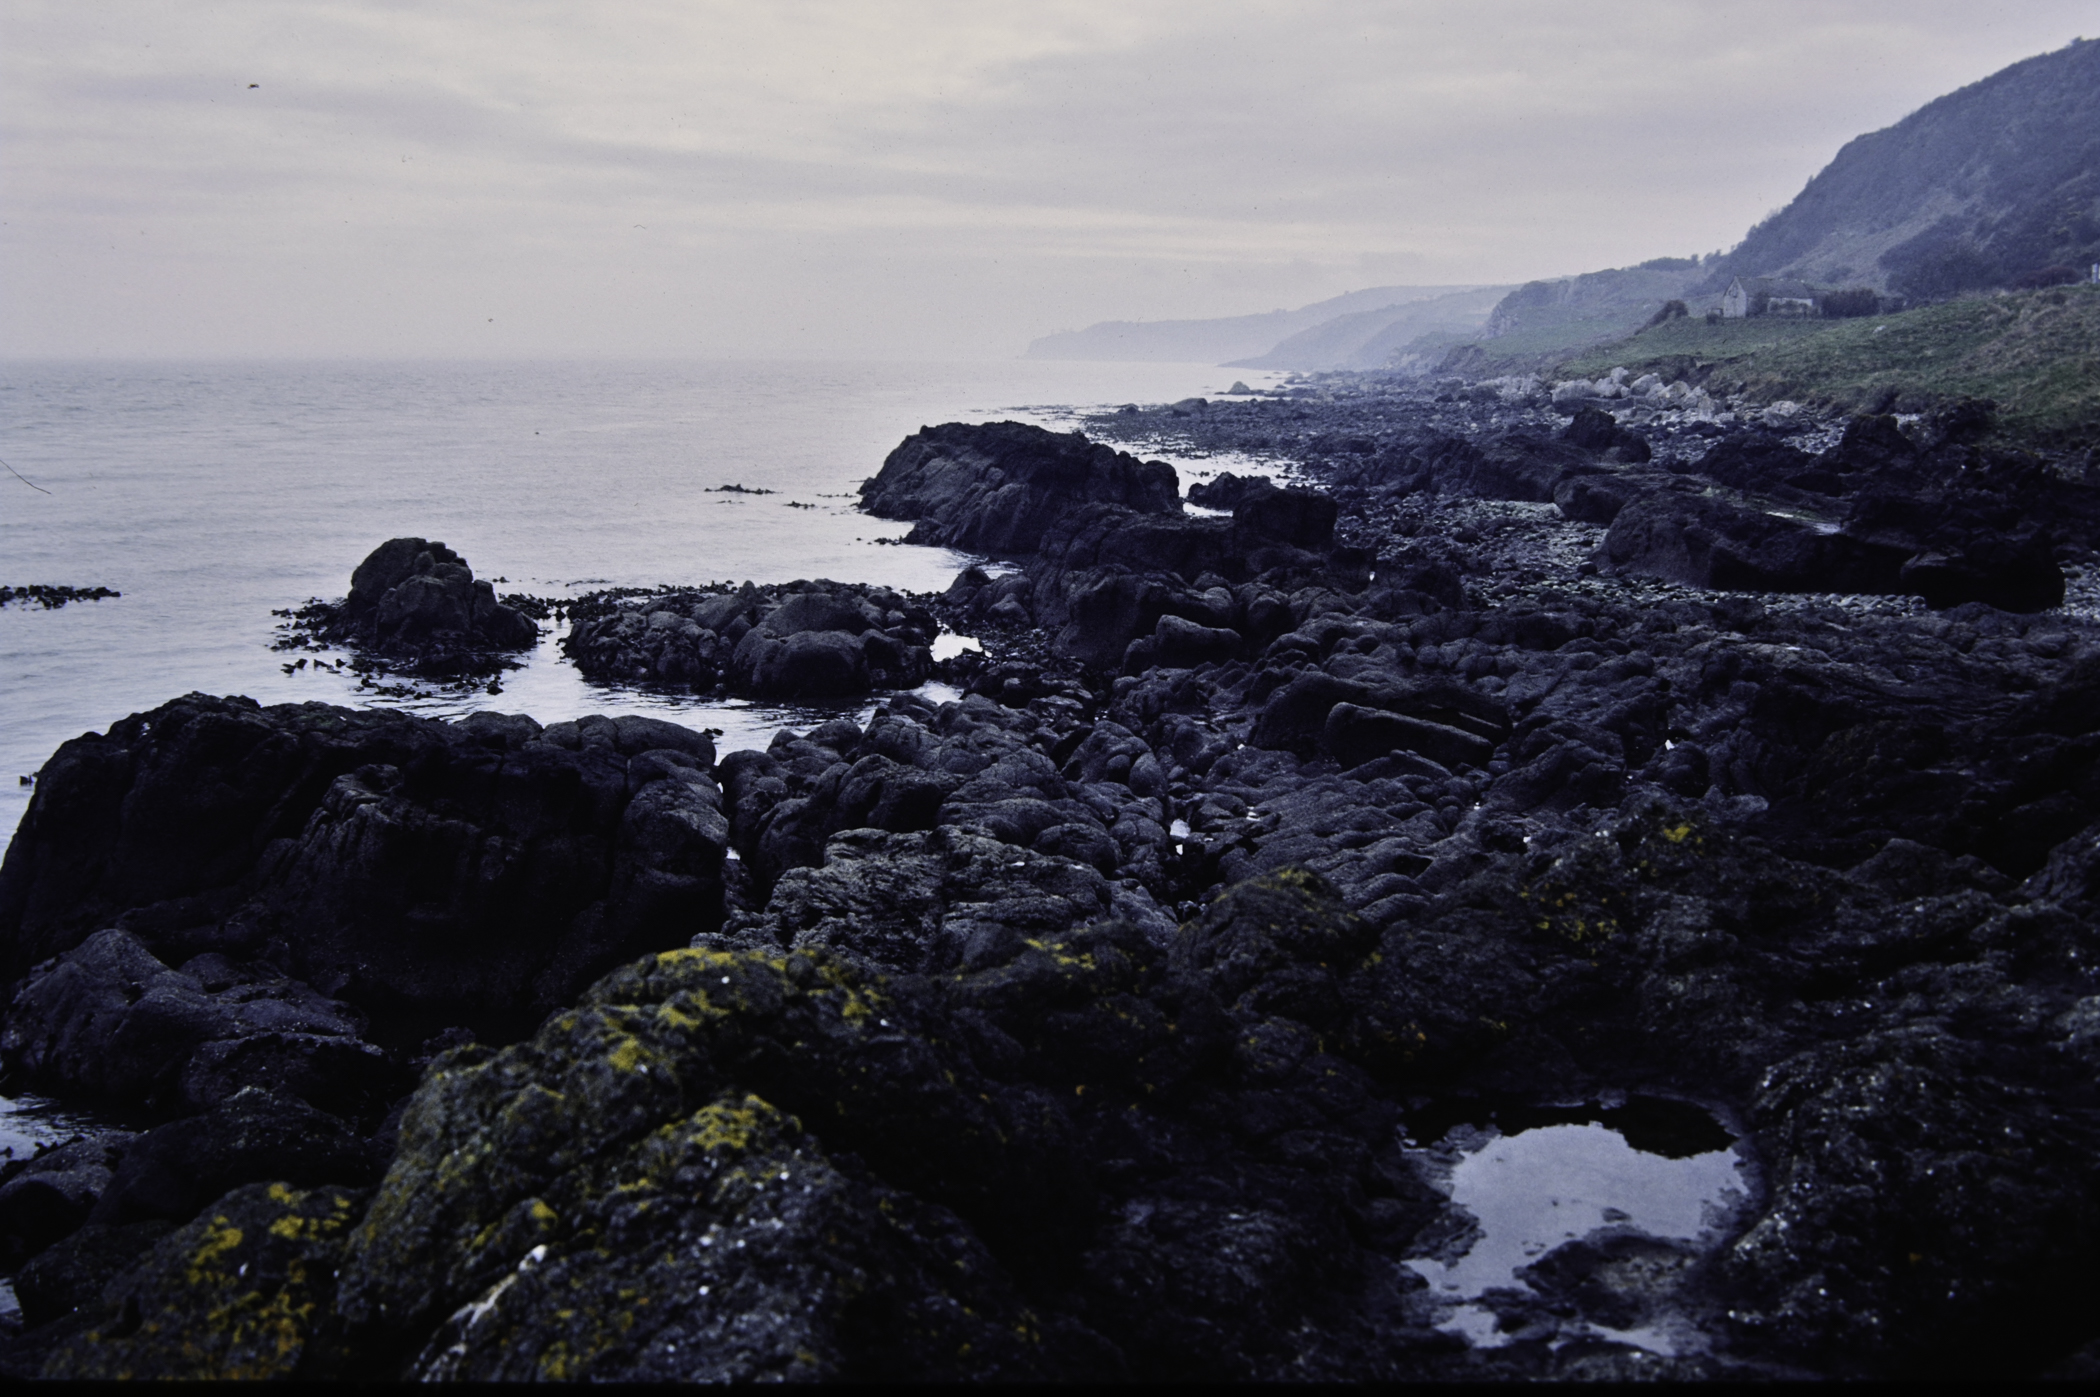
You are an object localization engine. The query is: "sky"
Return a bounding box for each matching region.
[3,1,2093,360]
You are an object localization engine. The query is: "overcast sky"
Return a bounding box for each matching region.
[3,1,2091,360]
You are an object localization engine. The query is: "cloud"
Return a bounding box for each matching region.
[2,0,2092,357]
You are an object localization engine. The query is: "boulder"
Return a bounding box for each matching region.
[1225,478,1339,550]
[860,421,1182,555]
[41,1182,369,1379]
[1899,532,2066,612]
[1561,406,1653,464]
[1250,670,1506,761]
[1184,471,1274,511]
[732,626,867,698]
[86,1087,376,1228]
[324,537,538,669]
[1323,702,1494,772]
[299,871,1424,1382]
[0,695,730,1041]
[1122,614,1244,674]
[1553,468,1661,525]
[1692,436,1817,495]
[1048,568,1184,669]
[0,1132,136,1263]
[731,825,1115,974]
[1603,484,1909,593]
[13,1219,178,1329]
[2,928,395,1118]
[564,582,934,698]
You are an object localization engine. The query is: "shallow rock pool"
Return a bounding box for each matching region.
[1402,1097,1755,1355]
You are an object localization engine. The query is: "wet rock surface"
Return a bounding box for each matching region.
[560,579,937,698]
[0,694,729,1042]
[286,538,540,679]
[860,419,1182,553]
[5,383,2100,1378]
[3,928,397,1119]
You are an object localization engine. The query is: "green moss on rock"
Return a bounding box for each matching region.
[335,945,1108,1380]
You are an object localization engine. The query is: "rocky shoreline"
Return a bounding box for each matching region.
[3,381,2100,1380]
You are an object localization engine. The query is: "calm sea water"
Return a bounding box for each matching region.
[1,359,1282,843]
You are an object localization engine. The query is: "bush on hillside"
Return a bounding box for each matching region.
[2013,264,2082,289]
[1821,288,1881,318]
[1644,299,1690,328]
[1884,233,2001,300]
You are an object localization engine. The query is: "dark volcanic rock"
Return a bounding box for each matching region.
[3,928,395,1118]
[1603,482,1912,593]
[0,1131,136,1264]
[1898,533,2065,611]
[13,1218,177,1329]
[724,825,1117,973]
[563,580,936,698]
[0,694,729,1041]
[312,537,538,674]
[86,1086,376,1229]
[1184,471,1273,511]
[1323,701,1493,772]
[1552,468,1663,524]
[15,378,2100,1381]
[1562,405,1653,463]
[714,692,1178,911]
[41,1182,370,1379]
[344,1022,1118,1382]
[869,425,1374,672]
[860,420,1182,553]
[309,873,1437,1382]
[1122,613,1245,674]
[1189,474,1339,550]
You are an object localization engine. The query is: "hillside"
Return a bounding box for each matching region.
[1555,282,2100,446]
[1222,285,1509,370]
[1414,260,1710,378]
[1711,37,2100,298]
[1026,40,2098,377]
[1022,284,1485,363]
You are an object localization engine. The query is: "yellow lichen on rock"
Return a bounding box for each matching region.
[44,1183,365,1381]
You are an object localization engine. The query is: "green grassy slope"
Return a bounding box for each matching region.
[1555,284,2100,447]
[1421,264,1704,377]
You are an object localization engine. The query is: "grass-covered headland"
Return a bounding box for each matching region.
[1557,283,2100,448]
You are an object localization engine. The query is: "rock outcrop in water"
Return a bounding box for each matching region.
[295,538,539,677]
[866,422,1371,671]
[6,388,2100,1379]
[860,420,1182,553]
[560,580,936,699]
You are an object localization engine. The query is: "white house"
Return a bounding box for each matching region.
[1722,276,1821,318]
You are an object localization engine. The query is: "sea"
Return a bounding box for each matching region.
[0,358,1286,848]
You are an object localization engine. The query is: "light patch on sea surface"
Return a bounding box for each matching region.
[1404,1117,1750,1354]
